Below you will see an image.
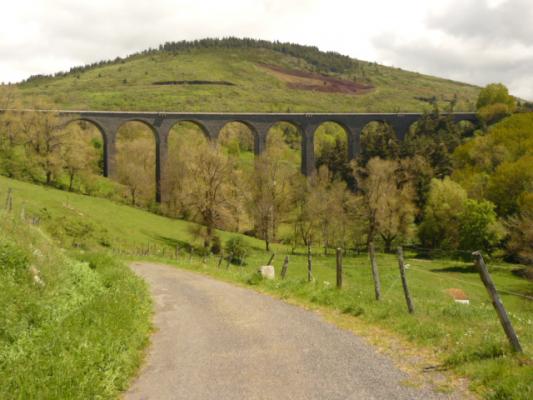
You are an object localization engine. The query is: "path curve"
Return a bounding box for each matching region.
[126,262,455,400]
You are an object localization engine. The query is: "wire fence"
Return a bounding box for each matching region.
[2,184,531,305]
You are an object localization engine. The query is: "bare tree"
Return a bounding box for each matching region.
[178,143,237,248]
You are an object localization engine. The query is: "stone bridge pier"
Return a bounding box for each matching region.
[54,111,477,203]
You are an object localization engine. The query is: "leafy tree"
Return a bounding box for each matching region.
[315,136,354,188]
[420,178,503,253]
[18,107,67,185]
[458,199,504,252]
[0,105,27,178]
[62,125,100,191]
[398,156,434,223]
[358,122,399,166]
[476,83,516,125]
[477,83,516,111]
[418,178,467,250]
[356,158,416,252]
[487,156,533,216]
[402,105,461,178]
[505,194,533,265]
[452,113,533,207]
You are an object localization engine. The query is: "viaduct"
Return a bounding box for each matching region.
[11,110,478,202]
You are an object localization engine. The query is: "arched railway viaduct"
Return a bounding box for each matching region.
[9,110,478,202]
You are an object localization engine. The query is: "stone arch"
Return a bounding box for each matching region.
[314,120,358,184]
[265,120,304,173]
[116,118,159,144]
[218,120,257,171]
[162,120,211,208]
[313,120,350,156]
[62,118,108,176]
[168,119,211,141]
[265,120,303,149]
[114,120,158,205]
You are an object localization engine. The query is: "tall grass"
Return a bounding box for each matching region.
[0,214,151,399]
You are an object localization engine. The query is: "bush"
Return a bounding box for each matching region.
[225,236,248,264]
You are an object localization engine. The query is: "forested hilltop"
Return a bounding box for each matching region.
[13,37,482,112]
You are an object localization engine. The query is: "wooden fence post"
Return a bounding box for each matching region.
[307,242,313,282]
[267,253,275,266]
[5,188,13,212]
[473,251,523,353]
[397,246,414,314]
[336,248,343,289]
[281,255,289,280]
[369,242,381,300]
[217,253,224,269]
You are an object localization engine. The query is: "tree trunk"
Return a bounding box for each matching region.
[381,234,396,253]
[68,172,75,192]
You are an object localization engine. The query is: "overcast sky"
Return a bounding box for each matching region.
[1,0,531,100]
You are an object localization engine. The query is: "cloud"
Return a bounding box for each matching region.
[428,0,533,46]
[372,0,533,100]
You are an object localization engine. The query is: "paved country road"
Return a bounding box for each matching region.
[125,262,457,400]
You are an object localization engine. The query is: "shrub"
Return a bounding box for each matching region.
[225,236,248,264]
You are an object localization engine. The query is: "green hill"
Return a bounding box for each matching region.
[16,38,479,112]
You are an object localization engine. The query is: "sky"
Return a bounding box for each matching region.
[1,0,531,100]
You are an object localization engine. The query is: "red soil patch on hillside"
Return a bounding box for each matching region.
[258,63,373,95]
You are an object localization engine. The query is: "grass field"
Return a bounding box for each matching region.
[0,174,531,399]
[17,47,480,112]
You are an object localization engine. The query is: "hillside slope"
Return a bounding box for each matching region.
[16,39,479,112]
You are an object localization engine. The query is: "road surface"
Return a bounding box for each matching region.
[125,262,458,400]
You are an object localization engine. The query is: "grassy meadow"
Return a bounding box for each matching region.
[17,47,480,112]
[0,174,531,399]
